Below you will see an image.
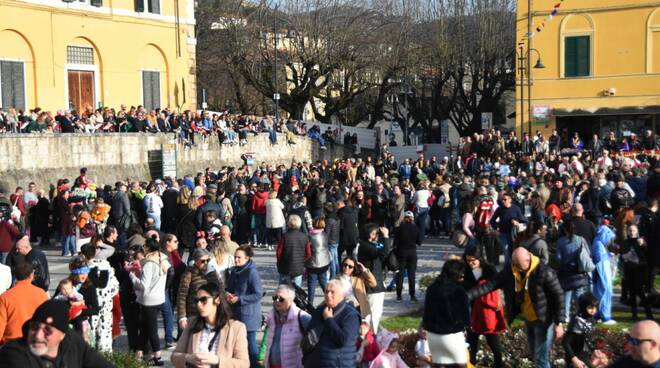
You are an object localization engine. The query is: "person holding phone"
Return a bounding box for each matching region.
[357,224,391,332]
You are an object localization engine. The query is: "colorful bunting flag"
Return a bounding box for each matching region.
[518,0,568,47]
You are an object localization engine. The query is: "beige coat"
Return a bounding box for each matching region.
[171,318,250,368]
[350,270,377,317]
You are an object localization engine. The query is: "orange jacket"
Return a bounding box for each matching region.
[0,279,49,343]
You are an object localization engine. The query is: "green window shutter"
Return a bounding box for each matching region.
[565,37,577,77]
[576,36,590,77]
[565,36,590,77]
[135,0,144,12]
[151,72,160,109]
[1,61,25,111]
[142,71,152,110]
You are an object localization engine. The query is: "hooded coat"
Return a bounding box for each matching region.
[591,225,615,321]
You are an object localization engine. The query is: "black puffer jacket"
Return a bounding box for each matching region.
[467,261,566,325]
[277,229,308,277]
[357,237,391,293]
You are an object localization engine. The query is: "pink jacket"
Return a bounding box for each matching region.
[265,304,310,368]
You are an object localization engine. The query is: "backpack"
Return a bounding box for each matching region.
[436,191,446,208]
[230,193,242,216]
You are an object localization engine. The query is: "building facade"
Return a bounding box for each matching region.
[516,0,660,141]
[0,0,197,113]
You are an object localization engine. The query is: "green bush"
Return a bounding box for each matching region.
[102,351,149,368]
[418,272,438,289]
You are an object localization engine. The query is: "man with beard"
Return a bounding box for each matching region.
[0,299,112,367]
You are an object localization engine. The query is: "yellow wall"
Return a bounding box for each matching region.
[0,0,197,112]
[516,0,660,135]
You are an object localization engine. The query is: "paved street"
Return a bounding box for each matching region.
[42,237,459,365]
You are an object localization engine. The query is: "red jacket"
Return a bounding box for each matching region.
[470,279,506,334]
[250,191,268,215]
[357,329,380,363]
[0,222,20,253]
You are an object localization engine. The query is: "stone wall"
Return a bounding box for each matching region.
[0,133,355,189]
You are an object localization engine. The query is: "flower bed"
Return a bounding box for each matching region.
[392,326,627,367]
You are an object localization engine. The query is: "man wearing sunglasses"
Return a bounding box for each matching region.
[609,320,660,368]
[0,299,112,367]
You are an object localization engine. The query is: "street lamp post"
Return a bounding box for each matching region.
[261,7,295,124]
[517,47,545,138]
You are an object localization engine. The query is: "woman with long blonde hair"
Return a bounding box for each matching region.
[177,186,198,251]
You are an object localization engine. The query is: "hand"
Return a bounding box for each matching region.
[185,353,203,366]
[554,323,564,341]
[590,349,609,368]
[179,318,188,330]
[379,227,389,238]
[196,352,219,366]
[322,306,333,319]
[571,356,586,368]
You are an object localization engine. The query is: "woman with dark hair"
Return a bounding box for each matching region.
[529,193,547,225]
[130,236,171,366]
[306,217,330,304]
[337,256,376,319]
[225,245,263,368]
[66,256,100,343]
[422,259,470,367]
[357,223,391,333]
[462,247,505,368]
[171,282,250,368]
[161,233,184,349]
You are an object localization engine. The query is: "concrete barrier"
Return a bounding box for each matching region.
[0,133,355,189]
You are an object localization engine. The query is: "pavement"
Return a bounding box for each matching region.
[42,236,460,366]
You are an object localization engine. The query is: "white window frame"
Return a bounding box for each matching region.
[140,69,161,110]
[0,58,28,111]
[63,63,101,111]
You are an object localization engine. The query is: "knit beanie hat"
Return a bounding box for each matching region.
[31,300,70,333]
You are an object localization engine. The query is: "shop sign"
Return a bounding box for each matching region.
[532,106,550,126]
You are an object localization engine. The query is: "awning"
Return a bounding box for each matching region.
[553,105,660,117]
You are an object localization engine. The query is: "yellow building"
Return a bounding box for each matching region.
[0,0,197,113]
[517,0,660,141]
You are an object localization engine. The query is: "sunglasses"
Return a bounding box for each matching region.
[272,296,286,303]
[342,263,355,269]
[29,321,55,337]
[627,335,655,347]
[194,296,214,304]
[198,259,210,264]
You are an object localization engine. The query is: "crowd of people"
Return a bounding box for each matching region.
[0,126,657,368]
[0,105,363,150]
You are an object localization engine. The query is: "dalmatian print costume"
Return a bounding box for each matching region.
[89,258,119,352]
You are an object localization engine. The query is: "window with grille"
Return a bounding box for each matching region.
[0,60,26,111]
[67,46,94,65]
